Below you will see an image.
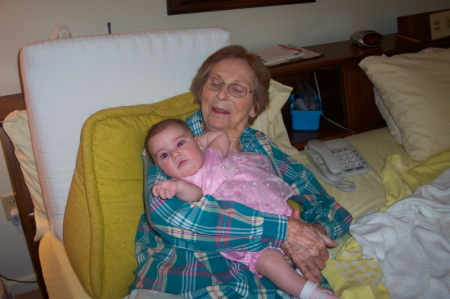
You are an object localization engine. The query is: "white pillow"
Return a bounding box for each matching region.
[373,88,402,144]
[359,48,450,160]
[251,80,299,157]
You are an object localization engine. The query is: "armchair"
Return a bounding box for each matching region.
[15,27,231,298]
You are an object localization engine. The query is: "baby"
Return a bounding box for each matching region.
[146,118,339,299]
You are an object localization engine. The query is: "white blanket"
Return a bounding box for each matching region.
[349,167,450,299]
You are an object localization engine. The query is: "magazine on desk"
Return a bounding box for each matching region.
[251,44,322,66]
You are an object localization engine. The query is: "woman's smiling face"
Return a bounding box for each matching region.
[200,58,256,136]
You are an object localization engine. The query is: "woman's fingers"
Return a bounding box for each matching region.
[286,243,322,283]
[313,223,339,249]
[281,217,332,283]
[319,248,329,263]
[305,260,322,283]
[313,255,326,271]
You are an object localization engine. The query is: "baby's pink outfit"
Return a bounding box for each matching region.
[181,147,295,277]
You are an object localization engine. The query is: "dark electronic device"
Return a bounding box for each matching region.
[350,30,384,47]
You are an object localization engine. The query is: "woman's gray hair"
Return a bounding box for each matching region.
[189,45,271,125]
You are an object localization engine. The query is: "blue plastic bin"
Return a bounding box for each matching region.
[290,109,322,131]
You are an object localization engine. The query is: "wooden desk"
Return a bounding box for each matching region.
[269,33,450,149]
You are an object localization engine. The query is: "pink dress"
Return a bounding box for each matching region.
[181,147,295,277]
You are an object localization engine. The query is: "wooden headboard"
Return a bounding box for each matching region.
[0,94,48,298]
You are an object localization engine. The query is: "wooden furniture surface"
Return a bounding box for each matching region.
[270,33,450,149]
[167,0,315,15]
[0,94,48,298]
[1,33,449,299]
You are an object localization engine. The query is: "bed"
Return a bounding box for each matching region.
[1,27,449,299]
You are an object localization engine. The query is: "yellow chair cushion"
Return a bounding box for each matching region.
[64,92,199,299]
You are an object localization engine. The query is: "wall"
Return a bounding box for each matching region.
[0,0,448,295]
[1,0,449,96]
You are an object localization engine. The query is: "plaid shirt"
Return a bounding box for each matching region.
[131,110,352,298]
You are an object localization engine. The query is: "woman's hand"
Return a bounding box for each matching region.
[282,210,338,283]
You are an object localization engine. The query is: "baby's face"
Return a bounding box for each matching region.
[149,125,204,178]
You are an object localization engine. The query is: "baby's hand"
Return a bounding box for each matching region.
[152,180,178,200]
[195,136,205,151]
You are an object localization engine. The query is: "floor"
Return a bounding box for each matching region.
[14,289,43,299]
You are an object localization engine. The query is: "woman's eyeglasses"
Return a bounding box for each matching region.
[203,76,255,98]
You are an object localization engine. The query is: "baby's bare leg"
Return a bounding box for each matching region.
[255,248,306,297]
[255,248,340,299]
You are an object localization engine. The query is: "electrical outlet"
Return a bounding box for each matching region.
[1,193,17,221]
[430,10,450,40]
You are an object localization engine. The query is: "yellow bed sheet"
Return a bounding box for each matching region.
[39,126,450,298]
[321,141,450,298]
[380,149,450,211]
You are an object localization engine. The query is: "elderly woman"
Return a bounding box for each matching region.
[131,45,352,298]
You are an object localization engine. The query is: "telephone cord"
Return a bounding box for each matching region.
[305,165,356,192]
[313,71,355,135]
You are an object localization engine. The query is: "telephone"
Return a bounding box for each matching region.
[304,139,370,192]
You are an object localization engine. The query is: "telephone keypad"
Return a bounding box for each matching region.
[331,147,368,173]
[304,138,370,184]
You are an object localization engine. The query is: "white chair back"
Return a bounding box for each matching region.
[20,27,231,241]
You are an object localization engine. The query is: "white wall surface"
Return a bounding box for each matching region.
[0,0,448,295]
[1,0,449,96]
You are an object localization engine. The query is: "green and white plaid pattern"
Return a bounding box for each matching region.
[131,110,352,298]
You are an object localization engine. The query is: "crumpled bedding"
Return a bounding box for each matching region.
[322,150,450,299]
[350,167,450,299]
[379,150,450,211]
